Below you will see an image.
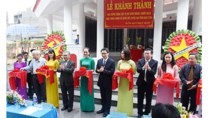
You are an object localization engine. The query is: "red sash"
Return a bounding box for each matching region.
[74,67,93,94]
[36,66,54,84]
[196,79,202,105]
[153,73,180,98]
[8,69,27,90]
[112,68,134,90]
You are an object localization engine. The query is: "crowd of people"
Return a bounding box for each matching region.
[10,47,202,118]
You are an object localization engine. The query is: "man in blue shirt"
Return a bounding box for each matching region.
[179,53,202,114]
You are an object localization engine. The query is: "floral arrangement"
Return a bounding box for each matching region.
[176,103,198,118]
[42,31,66,60]
[125,37,144,50]
[7,91,26,107]
[164,30,202,69]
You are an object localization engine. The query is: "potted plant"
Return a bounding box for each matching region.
[136,37,142,49]
[125,37,130,49]
[7,90,26,107]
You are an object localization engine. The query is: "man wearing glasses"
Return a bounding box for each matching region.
[96,48,115,117]
[57,51,75,112]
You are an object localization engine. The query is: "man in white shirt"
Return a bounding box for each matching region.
[21,50,46,103]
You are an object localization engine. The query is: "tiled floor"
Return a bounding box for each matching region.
[58,101,139,118]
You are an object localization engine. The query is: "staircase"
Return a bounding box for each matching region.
[58,72,182,108]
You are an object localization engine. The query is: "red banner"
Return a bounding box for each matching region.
[104,0,154,28]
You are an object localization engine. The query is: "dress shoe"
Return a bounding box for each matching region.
[61,107,68,111]
[67,108,72,112]
[143,111,149,115]
[137,115,142,118]
[103,112,109,117]
[28,96,33,100]
[96,110,104,114]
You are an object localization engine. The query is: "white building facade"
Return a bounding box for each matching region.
[33,0,202,66]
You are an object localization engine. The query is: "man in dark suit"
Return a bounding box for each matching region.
[180,53,202,114]
[136,48,158,118]
[57,51,75,112]
[96,48,115,117]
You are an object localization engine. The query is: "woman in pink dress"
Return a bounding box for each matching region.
[156,52,179,104]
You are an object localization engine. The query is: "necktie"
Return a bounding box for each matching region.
[144,61,148,82]
[188,66,194,88]
[103,60,106,66]
[64,61,68,66]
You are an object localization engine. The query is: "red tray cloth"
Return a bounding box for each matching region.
[112,68,134,91]
[196,79,202,105]
[74,67,93,94]
[153,73,180,98]
[36,66,54,84]
[8,69,27,90]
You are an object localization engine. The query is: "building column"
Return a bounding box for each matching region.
[96,0,104,59]
[45,14,53,34]
[176,0,190,30]
[123,28,128,48]
[64,0,72,47]
[78,2,85,48]
[192,0,202,35]
[153,0,163,62]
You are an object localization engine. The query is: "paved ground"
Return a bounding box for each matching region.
[57,101,139,118]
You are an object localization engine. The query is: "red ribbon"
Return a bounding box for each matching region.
[153,73,180,98]
[74,67,93,94]
[112,68,134,90]
[196,79,202,105]
[8,69,27,90]
[36,66,54,84]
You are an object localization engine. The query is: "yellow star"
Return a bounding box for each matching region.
[47,39,61,56]
[171,38,189,60]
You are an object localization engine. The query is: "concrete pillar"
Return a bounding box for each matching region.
[192,0,202,35]
[64,0,72,47]
[153,0,163,61]
[176,0,190,30]
[78,2,85,48]
[96,0,104,59]
[123,28,128,48]
[45,14,53,34]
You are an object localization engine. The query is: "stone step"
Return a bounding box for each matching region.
[58,90,180,108]
[58,72,181,107]
[73,85,181,100]
[58,80,181,100]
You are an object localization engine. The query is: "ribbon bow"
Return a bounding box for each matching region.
[196,79,202,105]
[8,69,27,90]
[74,67,93,94]
[153,73,180,98]
[112,68,134,90]
[36,65,54,84]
